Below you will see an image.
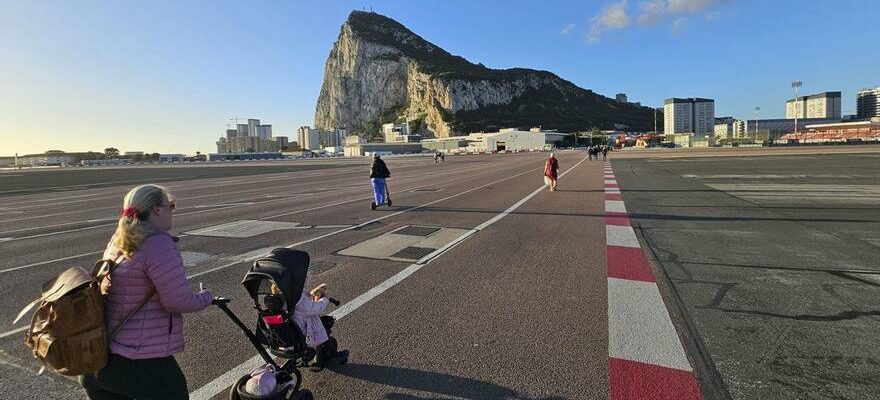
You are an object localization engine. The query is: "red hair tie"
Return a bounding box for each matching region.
[120,207,140,219]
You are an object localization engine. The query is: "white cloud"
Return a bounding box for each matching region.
[672,16,686,30]
[560,22,576,35]
[668,0,717,13]
[637,0,666,26]
[635,0,720,30]
[705,10,720,21]
[588,2,630,43]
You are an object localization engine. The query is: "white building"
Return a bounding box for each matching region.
[664,98,715,137]
[857,87,880,119]
[297,126,321,151]
[786,92,841,119]
[383,123,420,143]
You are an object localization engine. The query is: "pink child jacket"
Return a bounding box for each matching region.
[102,233,213,359]
[293,292,329,348]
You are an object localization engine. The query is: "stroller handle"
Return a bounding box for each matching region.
[328,297,340,306]
[212,296,231,305]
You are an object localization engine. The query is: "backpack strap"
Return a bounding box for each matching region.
[108,287,156,339]
[93,254,157,340]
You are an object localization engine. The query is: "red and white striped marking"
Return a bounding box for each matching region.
[604,161,703,400]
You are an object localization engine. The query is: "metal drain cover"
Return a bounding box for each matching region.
[390,246,437,261]
[394,226,440,237]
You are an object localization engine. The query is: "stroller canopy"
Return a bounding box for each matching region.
[242,248,310,310]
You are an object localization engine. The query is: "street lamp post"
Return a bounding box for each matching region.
[754,107,760,140]
[792,80,803,142]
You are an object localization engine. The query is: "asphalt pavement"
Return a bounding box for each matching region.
[0,152,627,400]
[612,151,880,400]
[4,147,875,400]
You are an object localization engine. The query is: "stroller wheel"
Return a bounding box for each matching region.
[386,199,392,206]
[370,202,376,210]
[228,374,249,400]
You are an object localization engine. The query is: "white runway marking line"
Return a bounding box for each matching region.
[605,200,627,213]
[189,156,589,400]
[0,251,104,274]
[606,225,640,248]
[608,277,692,371]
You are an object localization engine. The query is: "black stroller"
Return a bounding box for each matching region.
[212,248,340,400]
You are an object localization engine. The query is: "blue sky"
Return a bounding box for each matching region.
[2,0,878,156]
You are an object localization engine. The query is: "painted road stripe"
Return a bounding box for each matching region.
[607,246,654,282]
[605,179,618,185]
[605,200,627,213]
[610,358,702,400]
[605,212,631,227]
[606,225,640,248]
[189,157,590,400]
[604,161,702,399]
[608,277,692,370]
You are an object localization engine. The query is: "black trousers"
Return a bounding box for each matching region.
[79,354,188,400]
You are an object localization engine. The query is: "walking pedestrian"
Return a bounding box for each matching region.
[370,153,392,210]
[544,153,559,191]
[79,184,213,400]
[602,145,609,161]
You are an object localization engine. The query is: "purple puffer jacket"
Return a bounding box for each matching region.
[102,233,213,359]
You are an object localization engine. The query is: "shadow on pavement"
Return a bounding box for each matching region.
[332,363,568,400]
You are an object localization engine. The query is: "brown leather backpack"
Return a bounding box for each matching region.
[14,259,154,376]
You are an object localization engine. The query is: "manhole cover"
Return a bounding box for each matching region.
[394,226,440,237]
[390,246,436,261]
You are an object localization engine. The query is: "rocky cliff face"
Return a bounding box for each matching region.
[314,11,657,138]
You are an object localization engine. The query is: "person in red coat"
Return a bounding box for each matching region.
[544,153,559,191]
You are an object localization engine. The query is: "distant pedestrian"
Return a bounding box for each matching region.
[79,184,213,400]
[602,145,609,161]
[544,153,559,191]
[369,154,392,210]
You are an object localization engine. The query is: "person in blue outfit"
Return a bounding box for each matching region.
[369,154,391,210]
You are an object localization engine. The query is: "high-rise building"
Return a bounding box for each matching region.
[857,87,880,119]
[247,119,260,137]
[664,98,715,137]
[786,92,841,119]
[256,124,273,139]
[237,124,249,137]
[297,126,321,150]
[226,129,238,139]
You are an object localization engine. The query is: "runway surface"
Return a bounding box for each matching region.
[2,147,877,399]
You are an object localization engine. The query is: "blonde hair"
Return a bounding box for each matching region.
[111,184,174,257]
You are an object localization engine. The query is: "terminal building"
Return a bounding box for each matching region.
[422,128,567,154]
[780,119,880,143]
